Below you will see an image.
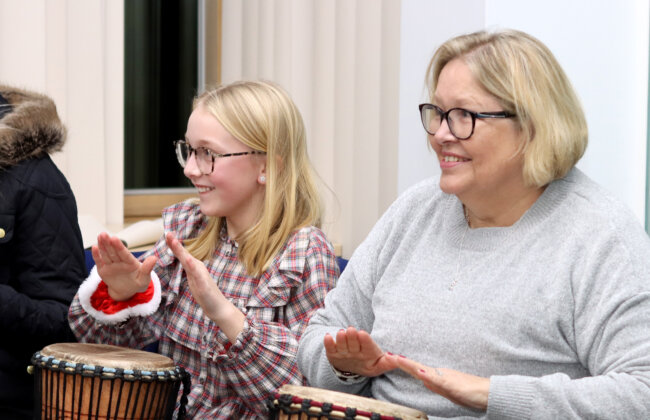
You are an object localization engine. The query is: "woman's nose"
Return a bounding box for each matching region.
[432,117,457,145]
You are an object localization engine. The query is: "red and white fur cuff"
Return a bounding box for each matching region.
[78,266,162,324]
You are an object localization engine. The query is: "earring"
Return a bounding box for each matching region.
[259,175,266,183]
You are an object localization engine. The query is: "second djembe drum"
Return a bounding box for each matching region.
[269,384,428,420]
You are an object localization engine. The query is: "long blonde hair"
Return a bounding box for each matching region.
[184,80,323,276]
[426,29,588,187]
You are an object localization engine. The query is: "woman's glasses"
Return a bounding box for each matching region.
[419,103,515,140]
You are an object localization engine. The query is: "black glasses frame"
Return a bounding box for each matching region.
[174,140,266,175]
[418,103,516,140]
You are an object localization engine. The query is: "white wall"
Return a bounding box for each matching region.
[486,0,649,224]
[398,0,485,193]
[398,0,649,225]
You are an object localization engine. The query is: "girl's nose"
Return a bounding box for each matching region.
[183,152,202,178]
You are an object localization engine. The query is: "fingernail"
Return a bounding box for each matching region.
[398,354,406,358]
[419,369,426,373]
[386,352,394,356]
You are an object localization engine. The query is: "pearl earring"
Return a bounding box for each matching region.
[259,175,266,183]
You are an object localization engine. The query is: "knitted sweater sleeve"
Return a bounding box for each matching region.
[298,193,403,395]
[487,218,650,419]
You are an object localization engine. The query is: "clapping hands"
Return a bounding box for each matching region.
[324,327,489,411]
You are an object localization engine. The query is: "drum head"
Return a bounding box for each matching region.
[276,384,428,419]
[39,343,176,371]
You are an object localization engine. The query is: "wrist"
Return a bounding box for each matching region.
[330,364,366,383]
[206,297,238,323]
[208,302,246,343]
[78,266,162,324]
[107,278,150,302]
[93,279,155,312]
[107,287,137,302]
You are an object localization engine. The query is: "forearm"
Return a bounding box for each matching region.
[203,296,246,343]
[488,371,650,419]
[68,268,163,348]
[68,292,158,348]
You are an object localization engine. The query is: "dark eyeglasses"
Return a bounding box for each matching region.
[419,103,515,140]
[174,140,266,175]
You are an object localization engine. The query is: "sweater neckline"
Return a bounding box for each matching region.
[443,170,575,251]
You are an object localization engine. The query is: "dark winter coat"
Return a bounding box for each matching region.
[0,85,85,419]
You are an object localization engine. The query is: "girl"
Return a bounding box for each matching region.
[69,80,339,419]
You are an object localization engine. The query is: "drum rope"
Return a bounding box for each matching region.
[269,392,404,420]
[113,374,127,419]
[60,366,69,420]
[94,365,106,420]
[86,365,101,419]
[177,367,191,420]
[47,366,54,419]
[70,365,79,420]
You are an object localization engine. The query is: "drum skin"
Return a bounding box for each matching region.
[31,343,186,420]
[270,384,428,420]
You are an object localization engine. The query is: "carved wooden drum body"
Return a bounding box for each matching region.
[31,343,189,420]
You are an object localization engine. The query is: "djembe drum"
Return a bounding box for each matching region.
[30,343,190,420]
[269,384,428,420]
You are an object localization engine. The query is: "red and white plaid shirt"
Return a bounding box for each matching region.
[69,200,339,419]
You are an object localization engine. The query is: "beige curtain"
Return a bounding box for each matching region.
[220,0,401,258]
[0,0,124,229]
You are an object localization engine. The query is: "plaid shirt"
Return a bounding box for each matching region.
[69,200,339,419]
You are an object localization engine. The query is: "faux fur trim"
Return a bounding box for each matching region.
[78,266,162,324]
[0,85,66,170]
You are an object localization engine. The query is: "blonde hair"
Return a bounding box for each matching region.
[184,80,323,276]
[426,29,588,187]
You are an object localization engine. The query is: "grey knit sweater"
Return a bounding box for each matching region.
[298,168,650,419]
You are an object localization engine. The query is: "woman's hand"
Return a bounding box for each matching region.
[92,232,157,301]
[324,327,399,377]
[165,232,245,340]
[390,354,490,411]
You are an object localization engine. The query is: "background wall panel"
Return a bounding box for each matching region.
[0,0,646,256]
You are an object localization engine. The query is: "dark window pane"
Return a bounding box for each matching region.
[124,0,197,189]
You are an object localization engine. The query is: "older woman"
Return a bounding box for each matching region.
[297,29,650,418]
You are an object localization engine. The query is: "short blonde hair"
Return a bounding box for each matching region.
[426,29,588,187]
[184,80,322,276]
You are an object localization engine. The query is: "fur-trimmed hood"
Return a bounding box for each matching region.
[0,85,66,170]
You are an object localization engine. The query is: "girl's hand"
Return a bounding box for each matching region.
[165,232,225,319]
[92,232,156,301]
[165,232,245,341]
